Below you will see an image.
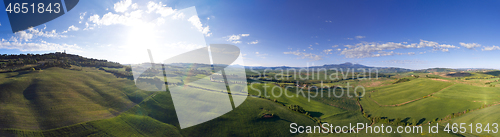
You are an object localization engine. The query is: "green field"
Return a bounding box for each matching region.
[180,97,317,137]
[362,83,500,128]
[1,90,319,137]
[2,59,500,136]
[0,114,182,137]
[248,83,369,126]
[446,104,500,137]
[0,67,321,136]
[368,78,453,106]
[0,67,152,130]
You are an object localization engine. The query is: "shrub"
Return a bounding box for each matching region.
[288,105,306,114]
[393,78,411,84]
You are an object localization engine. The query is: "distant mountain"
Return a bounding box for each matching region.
[245,62,413,73]
[318,62,373,69]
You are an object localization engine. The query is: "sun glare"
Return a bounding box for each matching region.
[127,24,158,51]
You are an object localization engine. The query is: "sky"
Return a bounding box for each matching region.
[1,0,500,69]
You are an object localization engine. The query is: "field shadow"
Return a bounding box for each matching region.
[446,72,471,77]
[254,115,293,123]
[401,117,411,123]
[485,71,500,77]
[6,71,31,78]
[23,79,39,101]
[307,111,324,118]
[417,118,426,125]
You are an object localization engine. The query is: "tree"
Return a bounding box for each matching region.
[125,67,132,72]
[288,105,306,114]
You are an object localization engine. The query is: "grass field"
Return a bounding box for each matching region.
[0,67,152,130]
[0,114,182,137]
[0,67,322,136]
[362,83,500,127]
[2,65,500,136]
[1,92,319,137]
[128,87,323,136]
[368,78,453,106]
[180,97,317,137]
[248,83,369,126]
[446,104,500,137]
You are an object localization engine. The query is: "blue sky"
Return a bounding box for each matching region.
[1,0,500,69]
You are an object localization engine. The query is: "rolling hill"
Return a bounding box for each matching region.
[0,67,152,130]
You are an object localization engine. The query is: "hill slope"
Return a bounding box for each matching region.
[0,67,152,130]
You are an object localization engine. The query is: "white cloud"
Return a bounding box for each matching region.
[459,42,481,49]
[79,12,87,23]
[482,45,500,51]
[381,59,427,64]
[253,51,268,58]
[340,39,457,58]
[11,31,33,42]
[87,1,193,29]
[171,12,185,19]
[355,36,365,39]
[325,20,332,23]
[0,40,81,52]
[10,28,67,42]
[131,3,139,9]
[322,49,333,54]
[283,50,323,61]
[84,22,92,30]
[84,2,213,39]
[88,12,141,26]
[224,34,250,44]
[86,9,161,28]
[1,24,82,52]
[147,1,175,17]
[346,36,366,40]
[188,16,212,36]
[248,40,259,44]
[308,45,314,50]
[114,0,132,13]
[62,25,80,33]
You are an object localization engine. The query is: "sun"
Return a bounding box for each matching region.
[127,24,159,51]
[122,24,160,64]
